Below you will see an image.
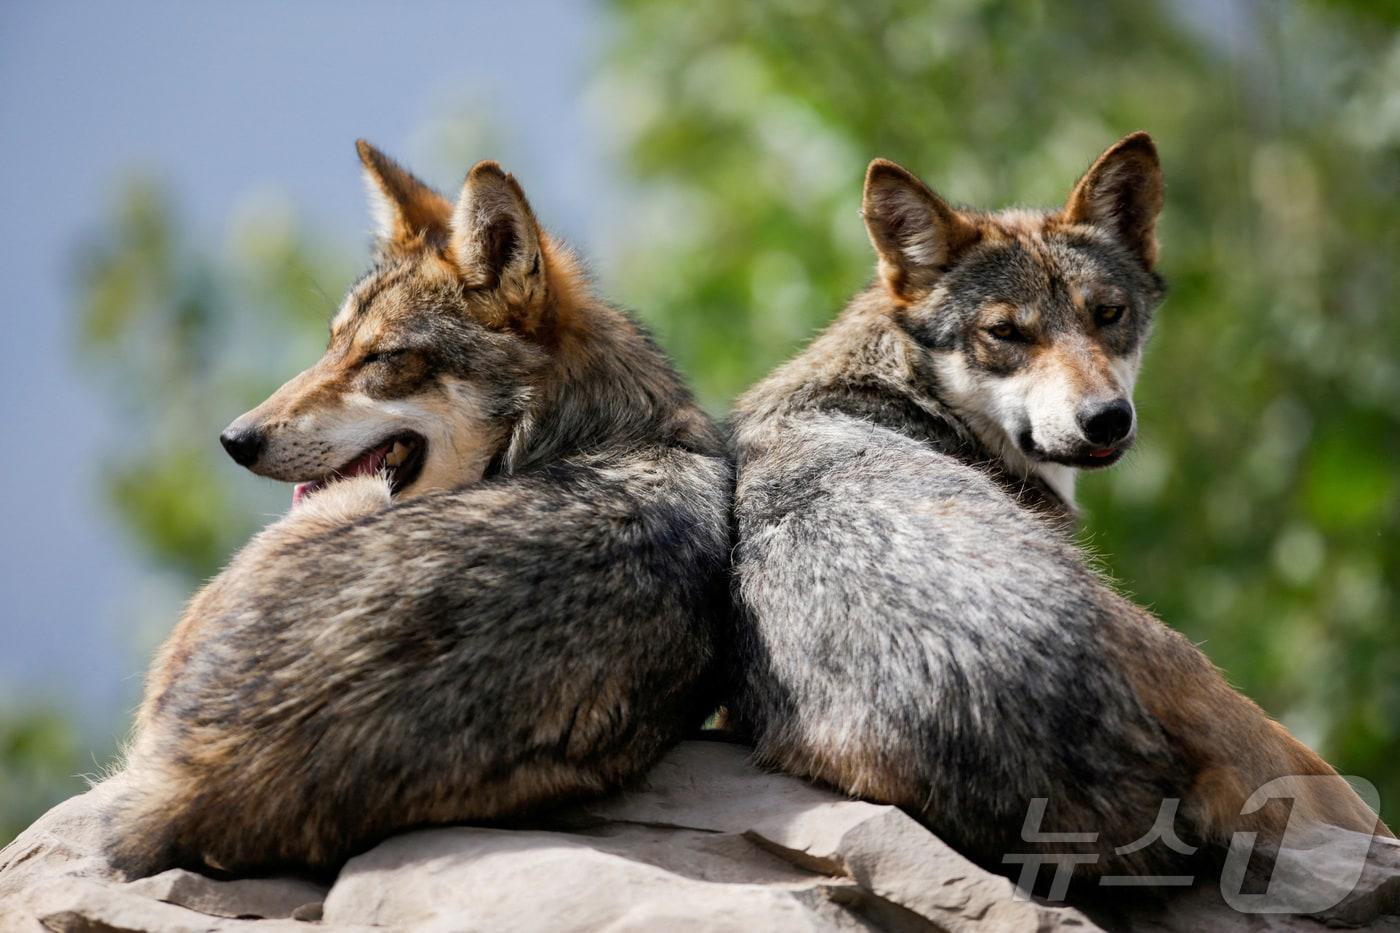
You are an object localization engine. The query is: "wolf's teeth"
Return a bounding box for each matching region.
[386,441,409,467]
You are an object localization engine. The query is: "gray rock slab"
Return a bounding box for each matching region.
[1,741,1395,931]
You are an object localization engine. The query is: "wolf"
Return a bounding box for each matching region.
[104,141,732,878]
[726,133,1391,884]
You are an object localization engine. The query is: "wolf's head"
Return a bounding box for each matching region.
[862,133,1166,494]
[220,141,581,504]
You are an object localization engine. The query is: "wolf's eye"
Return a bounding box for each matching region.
[361,349,404,366]
[987,322,1024,342]
[1095,305,1126,326]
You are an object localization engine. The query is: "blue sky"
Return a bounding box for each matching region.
[0,1,610,738]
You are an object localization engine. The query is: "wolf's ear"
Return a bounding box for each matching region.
[1064,132,1164,268]
[356,140,453,256]
[449,161,549,330]
[863,159,980,302]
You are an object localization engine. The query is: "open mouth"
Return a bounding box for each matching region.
[292,431,427,506]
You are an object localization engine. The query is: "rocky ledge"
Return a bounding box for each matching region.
[2,741,1398,931]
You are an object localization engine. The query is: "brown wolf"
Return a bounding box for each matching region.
[104,141,732,878]
[726,133,1391,889]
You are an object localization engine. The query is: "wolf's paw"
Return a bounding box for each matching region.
[291,473,393,528]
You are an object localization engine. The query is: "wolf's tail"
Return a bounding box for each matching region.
[101,766,201,880]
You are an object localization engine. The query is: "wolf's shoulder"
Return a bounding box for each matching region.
[738,411,1000,502]
[733,410,1077,568]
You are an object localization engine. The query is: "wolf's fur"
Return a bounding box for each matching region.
[727,133,1390,881]
[105,143,732,878]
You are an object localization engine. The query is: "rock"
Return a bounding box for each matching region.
[1,741,1397,931]
[122,871,326,921]
[1315,835,1400,925]
[323,825,875,931]
[0,774,127,932]
[19,876,318,933]
[568,742,1096,932]
[0,775,345,933]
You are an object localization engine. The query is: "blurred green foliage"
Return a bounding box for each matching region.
[0,710,85,844]
[16,0,1393,842]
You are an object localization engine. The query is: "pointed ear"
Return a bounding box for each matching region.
[862,159,980,302]
[449,161,548,326]
[1064,132,1164,268]
[356,139,452,256]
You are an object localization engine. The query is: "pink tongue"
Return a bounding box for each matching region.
[291,443,391,507]
[1090,448,1116,458]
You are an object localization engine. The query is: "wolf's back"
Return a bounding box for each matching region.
[730,410,1389,881]
[108,447,732,878]
[729,413,1200,873]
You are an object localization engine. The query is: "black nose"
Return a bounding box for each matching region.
[1079,399,1134,446]
[219,427,265,467]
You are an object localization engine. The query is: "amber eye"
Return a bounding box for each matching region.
[1095,304,1126,326]
[987,322,1024,342]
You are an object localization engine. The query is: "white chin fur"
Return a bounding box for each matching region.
[1029,463,1077,510]
[930,354,1081,509]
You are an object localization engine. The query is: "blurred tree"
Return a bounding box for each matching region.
[598,0,1400,820]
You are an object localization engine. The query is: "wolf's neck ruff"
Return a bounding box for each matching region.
[812,377,1074,520]
[491,288,722,478]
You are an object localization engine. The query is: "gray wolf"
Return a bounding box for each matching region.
[725,132,1391,883]
[104,141,732,878]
